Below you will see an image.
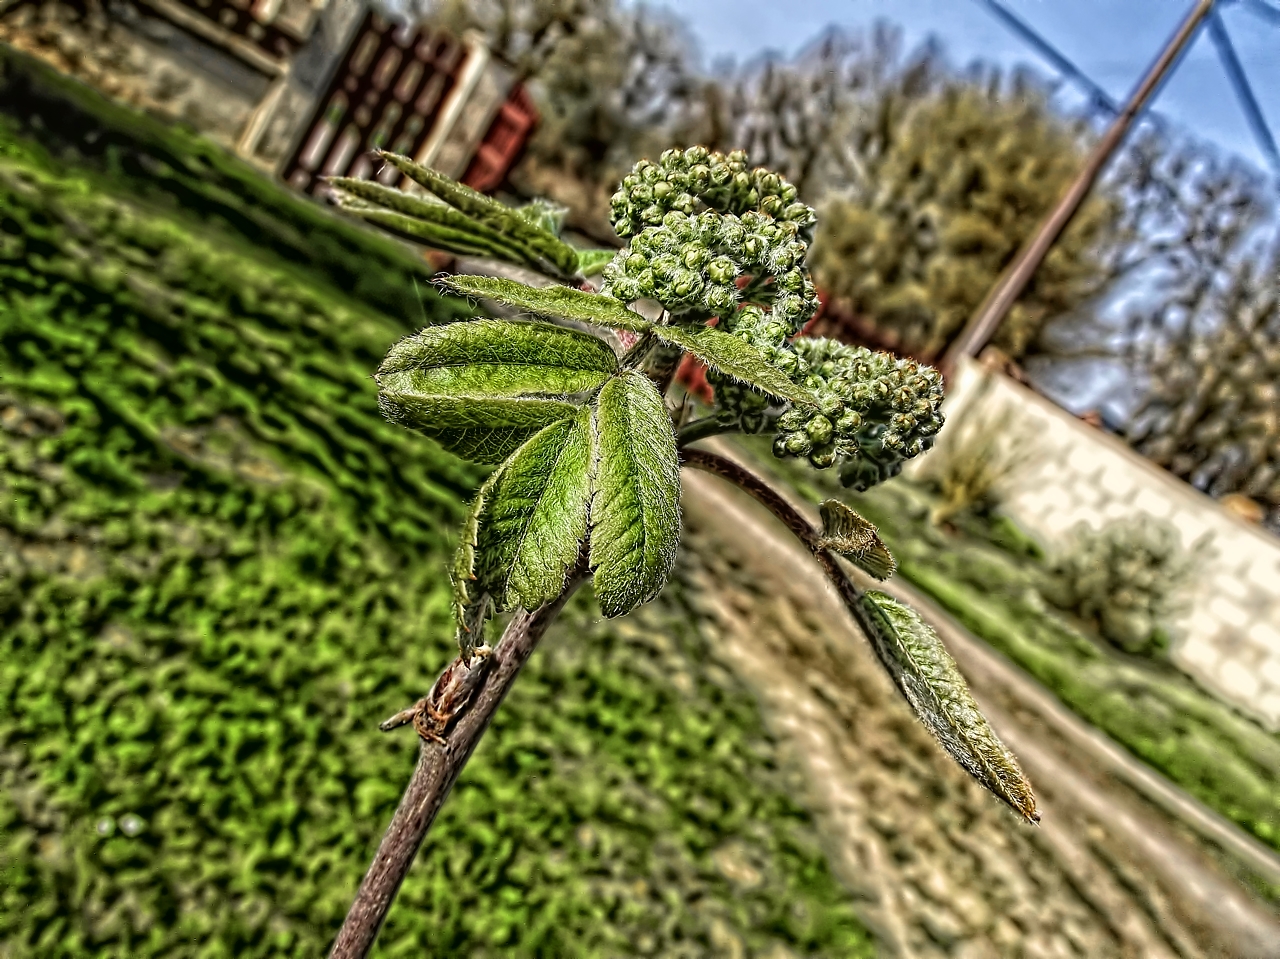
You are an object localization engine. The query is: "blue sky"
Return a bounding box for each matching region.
[646,0,1280,175]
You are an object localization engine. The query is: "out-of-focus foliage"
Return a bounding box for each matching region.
[808,77,1122,361]
[0,45,440,325]
[1126,241,1280,533]
[694,25,944,203]
[1043,519,1206,658]
[423,0,704,238]
[918,384,1039,527]
[0,130,872,957]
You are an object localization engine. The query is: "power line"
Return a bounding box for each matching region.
[1206,8,1280,173]
[1237,0,1280,26]
[973,0,1280,178]
[971,0,1120,116]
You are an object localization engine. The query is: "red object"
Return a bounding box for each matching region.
[676,354,714,405]
[462,84,538,193]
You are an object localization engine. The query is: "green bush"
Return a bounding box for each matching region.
[0,132,871,955]
[1044,518,1205,658]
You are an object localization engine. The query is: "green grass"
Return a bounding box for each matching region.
[745,438,1280,858]
[0,127,872,956]
[0,44,443,327]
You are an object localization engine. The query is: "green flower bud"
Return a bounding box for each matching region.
[809,448,836,469]
[784,431,812,456]
[806,415,834,444]
[836,410,862,432]
[707,257,737,285]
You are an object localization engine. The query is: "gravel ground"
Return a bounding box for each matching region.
[680,468,1280,959]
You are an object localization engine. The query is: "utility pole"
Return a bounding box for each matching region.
[940,0,1217,377]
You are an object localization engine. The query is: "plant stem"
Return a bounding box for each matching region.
[680,447,865,614]
[621,330,656,368]
[328,566,588,959]
[676,416,734,446]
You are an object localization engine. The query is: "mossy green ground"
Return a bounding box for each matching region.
[749,439,1280,861]
[0,130,872,956]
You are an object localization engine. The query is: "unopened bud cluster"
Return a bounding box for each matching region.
[600,147,944,488]
[602,148,818,342]
[772,338,945,475]
[609,146,816,240]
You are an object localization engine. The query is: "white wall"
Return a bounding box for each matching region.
[920,358,1280,729]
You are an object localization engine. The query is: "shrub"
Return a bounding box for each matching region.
[1044,518,1208,657]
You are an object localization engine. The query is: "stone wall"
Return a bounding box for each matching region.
[917,357,1280,729]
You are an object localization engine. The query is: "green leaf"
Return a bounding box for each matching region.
[476,408,595,611]
[332,189,533,265]
[651,325,816,405]
[376,319,617,462]
[514,198,568,236]
[441,275,652,333]
[576,248,619,276]
[590,371,681,617]
[817,500,896,580]
[856,591,1039,823]
[452,469,501,662]
[376,151,581,277]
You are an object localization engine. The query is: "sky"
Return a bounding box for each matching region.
[643,0,1280,177]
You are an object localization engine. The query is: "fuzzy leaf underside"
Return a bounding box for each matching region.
[818,500,897,580]
[576,248,619,276]
[652,324,816,406]
[379,318,619,377]
[333,193,533,265]
[475,408,596,612]
[452,469,502,661]
[857,591,1038,823]
[441,274,652,333]
[411,420,569,465]
[376,151,581,276]
[590,371,681,617]
[376,319,616,461]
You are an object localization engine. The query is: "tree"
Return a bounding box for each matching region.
[322,147,1038,957]
[1126,241,1280,532]
[807,74,1124,362]
[421,0,705,239]
[691,23,946,204]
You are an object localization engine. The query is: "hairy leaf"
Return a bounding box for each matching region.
[818,500,896,580]
[476,408,596,612]
[376,319,616,461]
[452,469,501,662]
[331,188,533,265]
[857,591,1038,823]
[576,248,619,276]
[441,275,652,332]
[376,151,581,277]
[590,371,681,617]
[652,324,816,405]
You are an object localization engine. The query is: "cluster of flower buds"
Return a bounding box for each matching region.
[599,211,818,338]
[770,338,945,475]
[609,147,816,241]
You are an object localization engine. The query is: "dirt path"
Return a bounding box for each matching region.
[681,469,1280,959]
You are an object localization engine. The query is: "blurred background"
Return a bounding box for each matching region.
[1,1,1279,956]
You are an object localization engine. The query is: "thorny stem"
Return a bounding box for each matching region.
[679,446,867,617]
[328,561,589,959]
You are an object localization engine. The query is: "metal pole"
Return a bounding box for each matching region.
[939,0,1217,376]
